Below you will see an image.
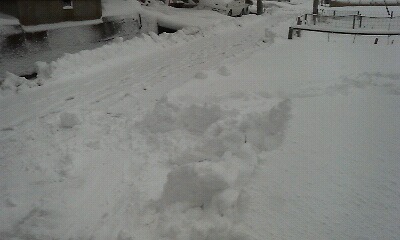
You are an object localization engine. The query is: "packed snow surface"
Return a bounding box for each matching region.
[1,1,400,240]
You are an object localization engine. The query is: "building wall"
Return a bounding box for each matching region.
[0,0,20,18]
[16,0,102,26]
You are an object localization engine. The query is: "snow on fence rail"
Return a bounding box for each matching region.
[318,9,361,16]
[330,0,400,7]
[288,13,400,41]
[299,14,400,31]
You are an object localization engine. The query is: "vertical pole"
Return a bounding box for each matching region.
[359,16,362,28]
[352,15,356,29]
[288,27,293,39]
[257,0,263,15]
[313,0,319,15]
[313,0,319,24]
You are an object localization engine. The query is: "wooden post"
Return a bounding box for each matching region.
[313,0,319,15]
[313,0,319,24]
[257,0,263,15]
[288,27,294,39]
[352,15,356,29]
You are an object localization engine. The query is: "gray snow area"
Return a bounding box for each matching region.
[1,0,400,240]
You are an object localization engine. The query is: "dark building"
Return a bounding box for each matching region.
[0,0,102,26]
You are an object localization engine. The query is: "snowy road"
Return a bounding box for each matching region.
[1,1,400,240]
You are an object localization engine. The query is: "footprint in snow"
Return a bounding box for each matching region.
[194,71,208,79]
[217,66,231,77]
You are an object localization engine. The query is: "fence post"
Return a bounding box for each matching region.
[352,15,356,29]
[138,14,142,29]
[288,27,294,39]
[359,16,362,28]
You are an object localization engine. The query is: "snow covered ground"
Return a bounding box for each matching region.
[1,1,400,240]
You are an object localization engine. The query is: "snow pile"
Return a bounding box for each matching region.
[0,15,254,95]
[0,72,39,96]
[135,96,291,239]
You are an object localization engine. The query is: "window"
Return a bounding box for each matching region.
[62,0,73,9]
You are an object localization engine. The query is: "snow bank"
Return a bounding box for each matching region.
[134,95,291,239]
[0,72,39,96]
[0,16,248,94]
